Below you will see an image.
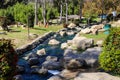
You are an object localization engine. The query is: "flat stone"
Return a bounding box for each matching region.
[74,72,120,80]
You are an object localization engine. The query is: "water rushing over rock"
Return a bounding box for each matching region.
[15,26,105,80]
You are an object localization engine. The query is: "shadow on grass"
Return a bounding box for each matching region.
[10,30,21,33]
[33,27,47,31]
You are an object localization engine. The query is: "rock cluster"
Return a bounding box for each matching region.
[15,23,119,80]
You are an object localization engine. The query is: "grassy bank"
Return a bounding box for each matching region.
[0,25,63,48]
[80,32,108,43]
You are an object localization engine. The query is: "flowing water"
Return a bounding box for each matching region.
[17,30,76,80]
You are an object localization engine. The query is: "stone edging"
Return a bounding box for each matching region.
[16,32,55,55]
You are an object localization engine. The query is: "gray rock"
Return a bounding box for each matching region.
[23,52,39,60]
[42,61,62,70]
[80,47,102,68]
[29,33,38,39]
[13,75,23,80]
[36,48,46,56]
[72,36,94,50]
[64,48,74,56]
[28,52,39,58]
[64,58,86,70]
[59,69,79,80]
[48,39,60,46]
[96,40,103,47]
[91,29,98,35]
[16,65,25,73]
[67,23,76,28]
[74,72,120,80]
[61,43,68,49]
[67,40,73,46]
[28,58,39,66]
[46,56,58,62]
[80,28,91,34]
[67,31,75,36]
[31,67,48,75]
[48,75,63,80]
[59,31,67,37]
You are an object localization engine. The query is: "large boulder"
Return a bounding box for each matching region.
[80,28,91,34]
[61,43,68,49]
[28,58,39,66]
[64,58,87,70]
[59,69,79,79]
[79,47,102,68]
[91,29,98,35]
[42,61,62,70]
[48,76,63,80]
[74,72,120,80]
[91,24,104,30]
[64,48,76,57]
[72,36,94,50]
[48,39,60,46]
[67,40,73,46]
[36,48,46,56]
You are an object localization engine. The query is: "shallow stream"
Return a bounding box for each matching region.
[17,30,75,80]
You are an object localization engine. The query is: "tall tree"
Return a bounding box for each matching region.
[65,0,68,24]
[34,0,38,25]
[60,0,63,23]
[79,0,84,21]
[42,0,46,26]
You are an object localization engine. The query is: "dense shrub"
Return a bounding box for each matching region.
[0,17,10,32]
[0,3,34,24]
[0,39,18,80]
[99,27,120,74]
[28,13,34,28]
[13,3,34,24]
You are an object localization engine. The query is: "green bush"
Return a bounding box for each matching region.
[0,39,18,80]
[0,17,10,32]
[0,3,34,24]
[28,13,34,28]
[99,27,120,74]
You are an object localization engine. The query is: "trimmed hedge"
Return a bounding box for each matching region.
[99,27,120,74]
[0,39,18,80]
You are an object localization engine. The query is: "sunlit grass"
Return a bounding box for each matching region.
[80,32,108,43]
[0,25,63,48]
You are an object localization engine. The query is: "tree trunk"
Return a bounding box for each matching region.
[65,0,68,24]
[42,0,46,26]
[79,0,83,21]
[34,0,38,26]
[60,3,63,23]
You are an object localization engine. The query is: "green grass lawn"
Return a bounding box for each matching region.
[0,25,63,48]
[80,32,108,43]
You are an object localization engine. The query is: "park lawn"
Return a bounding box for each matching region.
[0,25,63,48]
[80,32,108,43]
